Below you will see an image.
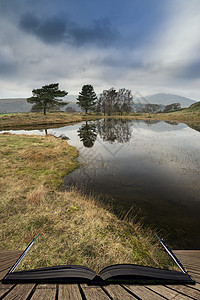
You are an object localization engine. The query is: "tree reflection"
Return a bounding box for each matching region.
[96,118,132,143]
[164,121,179,126]
[143,120,160,126]
[77,121,97,147]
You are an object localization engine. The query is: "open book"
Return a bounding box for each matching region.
[3,235,194,284]
[3,262,194,284]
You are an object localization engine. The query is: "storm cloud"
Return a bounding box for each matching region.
[19,13,119,46]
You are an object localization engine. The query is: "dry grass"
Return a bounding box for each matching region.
[108,109,200,123]
[0,107,199,130]
[0,133,175,272]
[0,112,83,128]
[151,107,200,122]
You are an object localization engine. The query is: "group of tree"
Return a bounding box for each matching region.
[134,103,164,113]
[163,103,181,113]
[97,88,133,115]
[27,82,181,115]
[77,86,134,115]
[27,83,134,115]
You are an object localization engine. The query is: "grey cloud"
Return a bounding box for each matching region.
[19,14,67,44]
[0,0,27,17]
[19,14,40,33]
[162,59,200,81]
[19,13,119,46]
[102,55,144,70]
[0,53,18,77]
[0,61,16,77]
[179,60,200,80]
[70,19,119,47]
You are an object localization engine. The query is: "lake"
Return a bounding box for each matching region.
[1,119,200,249]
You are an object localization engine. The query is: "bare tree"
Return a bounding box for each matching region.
[98,88,118,116]
[116,88,133,115]
[98,87,133,115]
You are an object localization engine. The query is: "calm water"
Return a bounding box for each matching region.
[1,119,200,249]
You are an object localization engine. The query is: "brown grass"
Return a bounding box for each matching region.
[0,112,83,128]
[0,108,199,130]
[0,133,175,272]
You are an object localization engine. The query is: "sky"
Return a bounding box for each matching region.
[0,0,200,100]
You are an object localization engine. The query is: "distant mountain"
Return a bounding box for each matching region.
[61,102,82,112]
[0,98,32,113]
[0,95,80,113]
[137,93,197,108]
[62,95,82,112]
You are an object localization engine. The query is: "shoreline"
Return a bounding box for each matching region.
[0,110,199,129]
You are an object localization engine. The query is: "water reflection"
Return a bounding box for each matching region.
[1,120,200,249]
[77,119,132,147]
[96,118,132,143]
[143,119,161,126]
[77,121,97,148]
[63,119,200,249]
[164,121,179,126]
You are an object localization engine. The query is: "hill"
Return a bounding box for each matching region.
[149,101,200,123]
[189,101,200,109]
[0,98,32,113]
[139,93,197,107]
[0,95,81,113]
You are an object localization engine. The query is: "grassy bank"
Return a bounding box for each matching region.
[0,112,83,128]
[0,133,174,272]
[148,104,200,123]
[0,105,199,129]
[110,105,200,123]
